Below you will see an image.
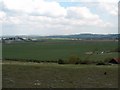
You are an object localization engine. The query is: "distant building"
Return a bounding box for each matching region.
[2,36,36,43]
[85,52,93,55]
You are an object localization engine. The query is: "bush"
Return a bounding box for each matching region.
[111,47,120,52]
[96,62,105,65]
[96,60,106,65]
[58,59,64,64]
[104,57,113,63]
[80,60,91,64]
[68,55,80,64]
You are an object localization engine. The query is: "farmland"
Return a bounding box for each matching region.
[2,39,119,63]
[2,39,119,88]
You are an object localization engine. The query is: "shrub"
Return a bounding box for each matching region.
[68,55,80,64]
[111,47,120,52]
[104,57,113,63]
[115,47,119,52]
[96,61,106,65]
[96,62,105,65]
[58,59,64,64]
[80,60,90,64]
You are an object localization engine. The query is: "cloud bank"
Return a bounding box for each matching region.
[0,0,118,35]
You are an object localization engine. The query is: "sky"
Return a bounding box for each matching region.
[0,0,119,36]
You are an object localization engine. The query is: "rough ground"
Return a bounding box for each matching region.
[2,61,118,88]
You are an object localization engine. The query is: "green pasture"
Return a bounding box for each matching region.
[2,40,119,62]
[2,61,118,88]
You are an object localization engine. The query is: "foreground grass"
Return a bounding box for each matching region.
[2,61,118,88]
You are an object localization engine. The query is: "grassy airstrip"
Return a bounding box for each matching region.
[2,39,119,88]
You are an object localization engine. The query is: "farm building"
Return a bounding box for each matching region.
[109,58,120,64]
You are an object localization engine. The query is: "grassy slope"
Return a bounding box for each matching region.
[2,61,118,88]
[3,40,118,62]
[0,43,2,59]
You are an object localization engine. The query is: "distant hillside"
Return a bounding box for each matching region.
[45,34,120,40]
[2,34,119,40]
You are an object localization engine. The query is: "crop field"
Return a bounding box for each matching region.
[2,39,119,63]
[2,40,119,88]
[2,60,118,88]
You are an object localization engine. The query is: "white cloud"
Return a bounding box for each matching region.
[0,11,6,18]
[66,6,112,27]
[97,0,119,3]
[7,16,22,24]
[48,0,119,3]
[1,0,117,35]
[3,0,67,17]
[32,0,67,17]
[3,0,34,13]
[98,0,118,16]
[66,7,99,19]
[100,3,118,16]
[0,11,6,23]
[63,0,118,16]
[2,0,114,27]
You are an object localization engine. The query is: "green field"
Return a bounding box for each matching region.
[2,40,119,88]
[3,40,119,63]
[2,61,118,88]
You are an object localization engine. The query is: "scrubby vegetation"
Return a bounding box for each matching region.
[67,55,80,64]
[3,56,117,65]
[58,59,65,64]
